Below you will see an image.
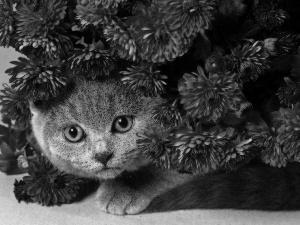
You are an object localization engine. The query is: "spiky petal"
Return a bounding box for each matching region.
[0,84,31,127]
[0,0,15,47]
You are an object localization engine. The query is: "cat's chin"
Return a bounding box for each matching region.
[95,167,123,180]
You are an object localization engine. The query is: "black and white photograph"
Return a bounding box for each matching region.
[0,0,300,224]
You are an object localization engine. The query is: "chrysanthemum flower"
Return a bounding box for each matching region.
[264,38,278,56]
[104,23,137,61]
[171,126,227,173]
[272,104,300,162]
[274,32,299,55]
[0,84,31,127]
[234,101,252,119]
[67,40,115,79]
[131,5,191,63]
[128,0,152,15]
[76,0,117,26]
[121,64,167,97]
[230,41,269,82]
[137,128,173,169]
[163,0,217,38]
[246,121,287,167]
[222,135,256,172]
[277,77,300,107]
[254,4,289,30]
[92,0,127,8]
[21,155,86,206]
[152,99,183,128]
[17,31,73,59]
[6,57,67,100]
[16,0,67,37]
[205,50,226,74]
[218,0,246,18]
[264,32,299,56]
[0,0,15,47]
[178,66,242,122]
[14,180,33,203]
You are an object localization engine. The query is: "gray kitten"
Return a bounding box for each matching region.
[30,76,300,215]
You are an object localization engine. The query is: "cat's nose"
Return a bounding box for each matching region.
[94,152,113,166]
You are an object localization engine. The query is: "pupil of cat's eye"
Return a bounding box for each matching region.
[69,127,78,138]
[118,118,128,128]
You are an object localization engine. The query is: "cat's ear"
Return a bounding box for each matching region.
[28,100,44,116]
[140,96,164,110]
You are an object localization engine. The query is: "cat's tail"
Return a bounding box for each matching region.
[145,162,300,213]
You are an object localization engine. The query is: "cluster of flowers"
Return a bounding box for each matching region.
[0,0,299,205]
[76,0,217,63]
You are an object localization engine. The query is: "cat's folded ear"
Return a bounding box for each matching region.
[28,100,45,116]
[140,95,164,109]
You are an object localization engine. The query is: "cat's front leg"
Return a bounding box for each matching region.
[96,167,192,215]
[96,180,152,215]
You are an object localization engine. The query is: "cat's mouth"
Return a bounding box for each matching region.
[101,166,122,171]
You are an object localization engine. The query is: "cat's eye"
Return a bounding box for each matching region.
[64,125,85,143]
[112,116,134,133]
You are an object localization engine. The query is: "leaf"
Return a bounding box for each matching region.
[291,49,300,77]
[284,77,293,84]
[196,66,206,78]
[0,125,10,136]
[238,20,262,39]
[0,142,14,159]
[0,160,11,173]
[193,32,211,62]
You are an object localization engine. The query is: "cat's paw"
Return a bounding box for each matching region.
[96,181,151,215]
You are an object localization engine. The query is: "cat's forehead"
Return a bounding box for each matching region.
[53,78,142,129]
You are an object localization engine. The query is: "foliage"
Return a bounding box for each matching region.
[14,151,98,206]
[0,0,300,206]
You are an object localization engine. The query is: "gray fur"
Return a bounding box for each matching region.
[31,77,300,215]
[31,77,192,215]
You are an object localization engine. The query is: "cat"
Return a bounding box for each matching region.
[30,76,300,215]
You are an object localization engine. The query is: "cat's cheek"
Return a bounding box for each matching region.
[31,114,47,151]
[125,156,151,172]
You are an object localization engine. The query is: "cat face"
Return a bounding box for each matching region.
[30,77,159,180]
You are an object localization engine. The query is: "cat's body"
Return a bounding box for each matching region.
[30,77,300,215]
